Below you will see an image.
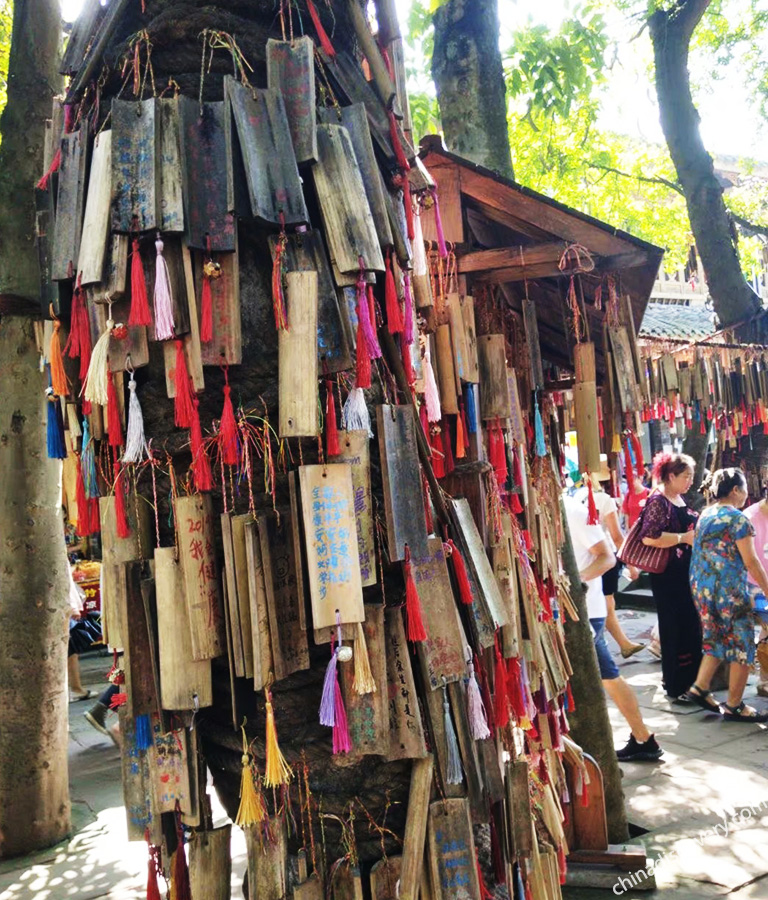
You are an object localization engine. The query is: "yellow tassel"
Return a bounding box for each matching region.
[611,432,621,454]
[352,620,377,695]
[263,689,292,787]
[50,319,69,397]
[235,725,265,827]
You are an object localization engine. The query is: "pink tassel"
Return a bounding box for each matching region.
[431,188,448,259]
[356,261,381,359]
[403,272,415,345]
[423,344,441,423]
[153,235,175,340]
[332,680,351,754]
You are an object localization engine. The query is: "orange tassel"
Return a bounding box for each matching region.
[403,546,427,642]
[49,320,69,397]
[456,413,466,459]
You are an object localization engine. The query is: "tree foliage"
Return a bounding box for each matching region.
[0,0,11,124]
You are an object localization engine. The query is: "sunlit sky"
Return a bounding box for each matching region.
[61,0,765,160]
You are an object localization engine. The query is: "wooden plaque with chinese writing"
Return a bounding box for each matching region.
[158,97,185,233]
[175,494,225,660]
[279,270,319,437]
[384,608,427,761]
[149,726,193,815]
[111,99,159,233]
[427,799,481,900]
[329,430,376,587]
[377,405,429,562]
[52,129,88,280]
[266,37,318,166]
[478,334,510,420]
[195,248,241,366]
[299,464,365,632]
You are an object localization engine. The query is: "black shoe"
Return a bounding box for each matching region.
[616,734,663,762]
[84,701,110,737]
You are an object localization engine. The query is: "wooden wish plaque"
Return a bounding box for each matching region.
[399,756,434,900]
[52,129,88,280]
[120,708,159,843]
[243,519,274,691]
[78,129,112,285]
[299,463,365,632]
[246,818,287,900]
[221,513,254,679]
[148,726,194,816]
[411,538,467,690]
[329,429,376,587]
[427,799,481,900]
[257,506,310,682]
[157,97,185,233]
[189,825,232,900]
[279,270,319,438]
[478,333,511,420]
[377,405,429,562]
[225,77,309,226]
[331,862,365,900]
[121,561,161,722]
[111,99,159,233]
[384,608,428,761]
[266,36,318,165]
[195,247,241,366]
[175,494,226,660]
[370,856,402,900]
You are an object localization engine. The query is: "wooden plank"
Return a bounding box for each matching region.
[120,708,159,843]
[331,861,365,900]
[447,680,485,818]
[370,856,402,900]
[111,99,159,233]
[445,293,468,383]
[478,334,510,420]
[231,514,254,678]
[329,430,376,587]
[258,507,310,682]
[434,324,458,414]
[148,726,194,815]
[567,754,608,852]
[299,463,365,632]
[609,326,641,413]
[158,97,185,232]
[121,561,161,724]
[399,756,434,900]
[427,799,481,900]
[505,759,533,858]
[244,520,274,691]
[452,498,509,628]
[377,405,429,562]
[573,382,601,473]
[52,129,87,280]
[196,248,242,365]
[179,98,236,252]
[189,825,232,900]
[421,165,463,246]
[266,37,318,165]
[507,369,525,444]
[279,270,319,437]
[458,242,565,276]
[313,124,384,274]
[175,494,226,660]
[574,341,596,383]
[384,608,428,761]
[221,513,247,678]
[522,297,545,390]
[78,129,112,285]
[87,288,149,374]
[163,245,205,395]
[245,818,287,900]
[155,547,213,710]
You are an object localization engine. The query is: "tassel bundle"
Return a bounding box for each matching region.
[332,678,351,754]
[325,380,340,457]
[466,657,491,740]
[465,384,478,433]
[341,387,372,437]
[384,250,403,334]
[352,620,376,695]
[494,640,510,730]
[46,393,67,460]
[271,230,289,331]
[319,619,351,754]
[442,688,463,785]
[123,376,148,463]
[152,236,175,340]
[430,188,448,259]
[134,713,152,750]
[219,380,239,466]
[456,411,466,459]
[49,320,69,397]
[145,832,162,900]
[173,340,194,428]
[355,312,372,389]
[189,397,213,492]
[489,419,508,486]
[36,105,73,189]
[423,345,441,422]
[200,257,219,344]
[403,546,427,642]
[106,371,124,448]
[83,318,114,407]
[172,803,192,900]
[445,539,473,605]
[586,473,599,525]
[65,279,92,380]
[263,688,292,787]
[235,726,266,826]
[400,332,414,386]
[534,398,547,457]
[129,238,151,327]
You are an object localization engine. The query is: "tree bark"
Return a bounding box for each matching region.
[0,0,70,859]
[431,0,514,180]
[649,0,760,327]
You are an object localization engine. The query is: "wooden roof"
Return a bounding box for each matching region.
[419,136,665,380]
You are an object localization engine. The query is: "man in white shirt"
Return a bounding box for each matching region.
[564,494,663,762]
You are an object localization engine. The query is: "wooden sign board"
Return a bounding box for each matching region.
[434,324,458,414]
[313,124,384,274]
[478,334,510,420]
[257,506,310,681]
[121,561,160,721]
[149,726,193,815]
[52,129,88,280]
[189,825,232,900]
[225,77,309,226]
[573,381,601,474]
[421,165,463,246]
[427,799,481,900]
[411,538,466,690]
[384,608,428,761]
[163,244,205,394]
[78,129,112,285]
[445,294,468,383]
[452,498,509,628]
[609,326,642,413]
[279,270,319,437]
[243,520,274,690]
[194,248,241,366]
[377,405,429,562]
[246,818,287,900]
[266,37,318,165]
[460,297,480,384]
[522,297,545,391]
[158,97,185,233]
[154,547,212,710]
[370,856,402,900]
[329,430,376,587]
[175,494,226,660]
[120,709,159,843]
[111,99,159,233]
[505,759,534,858]
[221,513,249,679]
[299,463,365,632]
[399,756,434,900]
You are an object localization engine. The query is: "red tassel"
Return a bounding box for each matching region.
[355,316,371,389]
[219,380,239,466]
[88,497,101,535]
[400,332,414,386]
[128,238,151,327]
[566,682,576,713]
[489,419,507,485]
[388,110,410,172]
[109,691,127,709]
[446,539,473,605]
[65,278,92,381]
[271,230,288,331]
[404,546,427,642]
[307,0,336,56]
[494,639,510,730]
[325,379,340,456]
[476,850,494,900]
[557,843,567,885]
[114,460,131,539]
[586,474,599,525]
[146,831,162,900]
[190,397,213,493]
[512,443,524,488]
[173,340,194,428]
[107,372,124,448]
[36,146,61,191]
[385,250,403,334]
[172,804,192,900]
[200,269,213,343]
[509,491,523,514]
[522,529,534,552]
[430,427,445,478]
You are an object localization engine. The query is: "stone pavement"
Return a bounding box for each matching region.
[2,614,768,900]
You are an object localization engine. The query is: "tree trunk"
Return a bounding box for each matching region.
[431,0,514,179]
[0,0,70,859]
[649,0,759,328]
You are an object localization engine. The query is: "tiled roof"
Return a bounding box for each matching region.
[639,302,717,341]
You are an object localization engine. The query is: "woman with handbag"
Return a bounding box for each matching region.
[688,469,768,721]
[636,453,702,700]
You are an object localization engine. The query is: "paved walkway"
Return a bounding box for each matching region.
[1,614,767,900]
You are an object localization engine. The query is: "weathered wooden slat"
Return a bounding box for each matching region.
[383,182,412,269]
[52,129,88,280]
[370,856,402,900]
[189,825,232,900]
[157,97,185,232]
[111,99,159,233]
[221,513,247,678]
[427,799,481,900]
[244,520,274,691]
[246,819,287,900]
[163,244,205,394]
[452,498,509,628]
[120,708,159,843]
[231,514,255,678]
[148,726,194,815]
[377,405,429,561]
[36,187,58,314]
[420,165,463,247]
[478,334,510,420]
[384,608,428,761]
[329,430,376,587]
[447,680,485,818]
[313,124,385,274]
[399,756,434,900]
[573,381,601,473]
[78,129,112,285]
[434,325,458,414]
[196,248,242,365]
[505,759,534,858]
[121,561,161,724]
[179,98,236,252]
[266,37,318,165]
[522,297,545,391]
[609,326,642,413]
[225,77,309,226]
[279,271,319,437]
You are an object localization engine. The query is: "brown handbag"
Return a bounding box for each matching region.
[616,504,671,574]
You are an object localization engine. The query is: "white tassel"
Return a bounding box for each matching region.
[466,658,491,741]
[122,376,148,463]
[423,339,441,423]
[443,688,464,785]
[83,318,114,407]
[342,387,372,437]
[153,236,175,341]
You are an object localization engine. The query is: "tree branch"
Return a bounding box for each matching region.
[668,0,712,43]
[728,210,768,240]
[586,161,684,195]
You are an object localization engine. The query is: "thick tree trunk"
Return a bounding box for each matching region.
[431,0,514,179]
[649,0,759,327]
[0,0,70,859]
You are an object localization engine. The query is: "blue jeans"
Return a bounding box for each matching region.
[590,617,620,680]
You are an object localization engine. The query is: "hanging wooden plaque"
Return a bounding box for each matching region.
[505,759,534,858]
[149,726,193,815]
[257,506,310,681]
[196,248,242,366]
[78,129,112,285]
[522,297,545,391]
[52,129,88,280]
[421,166,463,247]
[452,498,508,629]
[244,520,274,691]
[179,98,236,252]
[221,513,249,678]
[175,494,226,660]
[434,324,459,414]
[330,862,364,900]
[246,818,287,900]
[155,547,212,710]
[384,184,413,269]
[158,97,185,232]
[445,294,468,383]
[427,799,481,900]
[313,124,385,274]
[507,368,525,443]
[377,405,429,561]
[35,187,57,314]
[269,229,353,374]
[163,244,205,394]
[399,756,434,900]
[279,270,319,437]
[299,463,365,632]
[121,561,161,726]
[189,825,232,900]
[460,296,479,383]
[120,709,159,843]
[329,430,376,587]
[609,327,641,412]
[573,381,601,473]
[111,99,159,233]
[370,856,402,900]
[412,538,466,690]
[266,36,318,165]
[478,334,510,420]
[384,608,428,761]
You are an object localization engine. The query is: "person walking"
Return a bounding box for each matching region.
[688,469,768,721]
[744,490,768,698]
[639,453,701,700]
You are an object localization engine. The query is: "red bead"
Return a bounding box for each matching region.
[112,323,128,341]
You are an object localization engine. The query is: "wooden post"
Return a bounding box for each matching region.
[399,756,434,900]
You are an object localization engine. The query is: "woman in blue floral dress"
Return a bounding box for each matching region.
[688,468,768,722]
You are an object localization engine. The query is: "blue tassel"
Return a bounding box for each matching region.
[46,393,67,459]
[534,399,547,457]
[81,419,99,498]
[627,438,636,467]
[694,399,701,423]
[515,864,526,899]
[134,714,153,751]
[465,384,477,434]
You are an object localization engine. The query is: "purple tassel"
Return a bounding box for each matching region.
[403,272,415,345]
[356,266,382,359]
[153,236,175,341]
[431,188,448,259]
[319,649,339,727]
